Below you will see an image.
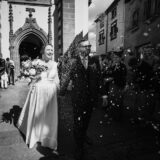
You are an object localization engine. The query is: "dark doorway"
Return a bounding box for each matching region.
[19,34,43,62]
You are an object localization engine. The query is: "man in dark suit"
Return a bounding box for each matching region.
[59,40,100,160]
[104,52,127,121]
[0,58,6,76]
[6,58,15,85]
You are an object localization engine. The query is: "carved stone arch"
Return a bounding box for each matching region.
[10,17,48,77]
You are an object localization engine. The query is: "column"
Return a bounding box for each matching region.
[48,6,52,45]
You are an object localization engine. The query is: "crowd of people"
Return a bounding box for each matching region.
[0,57,15,89]
[99,48,160,122]
[0,42,160,160]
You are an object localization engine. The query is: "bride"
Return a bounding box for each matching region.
[17,44,59,153]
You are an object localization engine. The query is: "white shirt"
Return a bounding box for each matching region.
[80,55,88,69]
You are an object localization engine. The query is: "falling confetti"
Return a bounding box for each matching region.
[138,117,142,120]
[99,135,103,138]
[126,107,130,110]
[99,121,103,124]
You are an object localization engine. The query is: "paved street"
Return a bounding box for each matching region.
[0,80,160,160]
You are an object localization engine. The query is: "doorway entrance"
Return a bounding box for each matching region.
[19,34,43,63]
[9,16,48,77]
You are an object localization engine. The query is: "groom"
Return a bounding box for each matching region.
[59,40,100,160]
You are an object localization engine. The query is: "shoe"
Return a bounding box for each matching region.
[85,135,93,145]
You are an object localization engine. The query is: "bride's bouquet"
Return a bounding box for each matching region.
[19,59,48,85]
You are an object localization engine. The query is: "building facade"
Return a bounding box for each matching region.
[124,0,160,55]
[54,0,91,58]
[0,0,91,76]
[95,12,107,55]
[106,0,125,53]
[95,0,125,55]
[0,0,54,76]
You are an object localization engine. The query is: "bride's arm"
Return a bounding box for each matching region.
[52,62,60,90]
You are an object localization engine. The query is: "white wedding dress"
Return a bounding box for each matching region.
[17,60,59,149]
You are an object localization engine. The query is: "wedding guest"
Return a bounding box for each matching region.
[136,52,155,120]
[9,59,15,85]
[0,58,6,87]
[5,58,10,82]
[1,71,8,89]
[59,40,100,160]
[107,51,127,121]
[6,58,15,85]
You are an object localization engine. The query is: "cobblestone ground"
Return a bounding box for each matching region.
[0,80,160,160]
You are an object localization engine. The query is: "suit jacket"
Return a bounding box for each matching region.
[0,58,6,76]
[59,55,100,107]
[105,62,127,89]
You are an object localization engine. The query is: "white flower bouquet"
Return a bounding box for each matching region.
[19,59,48,85]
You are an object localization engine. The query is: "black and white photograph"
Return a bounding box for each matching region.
[0,0,160,160]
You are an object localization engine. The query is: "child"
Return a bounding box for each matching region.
[1,72,8,89]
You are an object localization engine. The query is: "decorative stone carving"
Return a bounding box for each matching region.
[26,8,35,18]
[48,6,52,45]
[9,4,13,38]
[9,13,48,77]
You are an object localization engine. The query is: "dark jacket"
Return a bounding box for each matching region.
[59,55,101,107]
[136,60,154,91]
[0,58,6,76]
[105,62,127,89]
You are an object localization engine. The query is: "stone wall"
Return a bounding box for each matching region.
[62,0,75,54]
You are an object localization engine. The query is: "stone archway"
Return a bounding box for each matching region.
[19,33,43,62]
[10,17,48,77]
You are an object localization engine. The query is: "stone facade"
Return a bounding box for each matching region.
[0,0,90,77]
[0,0,53,76]
[106,0,125,52]
[54,0,90,57]
[54,0,75,57]
[94,0,125,55]
[95,13,107,55]
[124,0,160,55]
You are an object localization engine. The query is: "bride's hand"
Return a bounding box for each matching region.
[30,74,41,81]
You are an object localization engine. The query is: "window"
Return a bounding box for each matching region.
[110,20,118,40]
[111,7,117,19]
[154,0,160,15]
[100,20,104,28]
[98,30,105,45]
[144,0,152,20]
[99,14,105,29]
[132,10,139,28]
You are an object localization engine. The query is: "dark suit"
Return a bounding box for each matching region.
[107,62,127,120]
[59,54,100,153]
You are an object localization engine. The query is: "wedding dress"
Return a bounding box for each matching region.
[17,60,59,149]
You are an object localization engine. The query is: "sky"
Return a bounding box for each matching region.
[88,0,114,52]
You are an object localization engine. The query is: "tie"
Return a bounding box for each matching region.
[82,57,88,69]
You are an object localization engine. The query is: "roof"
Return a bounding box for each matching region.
[94,12,106,23]
[105,0,120,14]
